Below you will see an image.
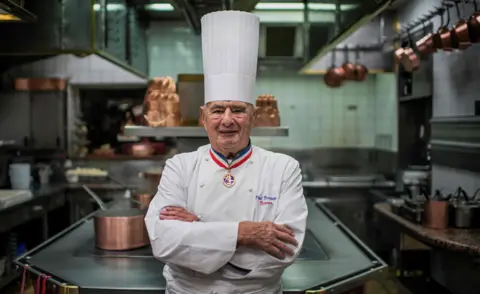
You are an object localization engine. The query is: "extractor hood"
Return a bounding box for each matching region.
[0,0,149,80]
[0,0,37,22]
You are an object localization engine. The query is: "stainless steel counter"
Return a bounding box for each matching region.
[16,199,386,294]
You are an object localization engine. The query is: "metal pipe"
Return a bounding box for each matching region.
[303,0,310,63]
[379,14,385,43]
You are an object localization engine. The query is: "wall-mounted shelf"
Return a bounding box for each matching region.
[124,126,289,137]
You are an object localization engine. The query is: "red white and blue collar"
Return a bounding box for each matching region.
[209,143,253,170]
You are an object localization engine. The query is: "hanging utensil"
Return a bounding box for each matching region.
[416,19,436,57]
[400,30,420,72]
[341,46,356,80]
[440,5,453,51]
[353,49,368,82]
[324,49,346,88]
[433,5,446,49]
[450,0,471,50]
[468,0,480,42]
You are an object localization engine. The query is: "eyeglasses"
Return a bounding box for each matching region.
[204,107,249,119]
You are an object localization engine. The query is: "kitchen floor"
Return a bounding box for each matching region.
[3,269,413,294]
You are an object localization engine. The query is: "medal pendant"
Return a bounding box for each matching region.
[223,172,236,188]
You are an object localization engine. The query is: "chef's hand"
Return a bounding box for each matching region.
[159,206,200,222]
[237,221,298,260]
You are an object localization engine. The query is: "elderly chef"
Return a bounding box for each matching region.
[144,10,308,294]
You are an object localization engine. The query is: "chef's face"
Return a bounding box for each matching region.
[201,101,257,153]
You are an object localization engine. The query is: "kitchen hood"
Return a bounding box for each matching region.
[0,0,149,81]
[0,0,37,22]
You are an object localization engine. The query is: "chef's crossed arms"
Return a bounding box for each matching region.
[159,206,298,260]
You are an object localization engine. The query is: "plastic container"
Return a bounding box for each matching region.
[9,163,31,190]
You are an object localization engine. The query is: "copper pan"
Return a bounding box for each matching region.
[82,185,150,251]
[450,1,471,50]
[140,167,163,193]
[468,0,480,43]
[353,49,368,82]
[400,33,420,72]
[131,192,154,210]
[14,78,67,91]
[394,47,406,63]
[416,22,436,57]
[440,6,454,51]
[341,47,356,80]
[324,50,346,88]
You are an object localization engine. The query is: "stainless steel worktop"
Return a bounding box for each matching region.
[16,199,386,294]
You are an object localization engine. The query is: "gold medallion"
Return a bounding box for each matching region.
[222,172,236,188]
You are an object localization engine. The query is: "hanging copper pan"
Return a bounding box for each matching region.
[468,0,480,43]
[324,50,346,88]
[432,6,447,50]
[341,47,356,80]
[450,0,471,50]
[416,21,436,57]
[400,31,420,72]
[82,185,150,251]
[353,49,368,82]
[440,6,453,51]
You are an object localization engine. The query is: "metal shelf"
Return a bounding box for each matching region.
[124,126,289,137]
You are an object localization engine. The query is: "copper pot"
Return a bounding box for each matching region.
[401,47,420,72]
[468,1,480,43]
[439,26,453,51]
[94,209,150,250]
[416,29,436,57]
[324,50,346,88]
[82,185,150,251]
[123,140,155,157]
[439,6,453,51]
[142,167,163,193]
[341,48,356,80]
[394,47,406,63]
[353,50,368,82]
[143,77,181,127]
[450,1,471,50]
[132,192,154,210]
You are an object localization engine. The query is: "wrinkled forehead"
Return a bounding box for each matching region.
[205,101,252,109]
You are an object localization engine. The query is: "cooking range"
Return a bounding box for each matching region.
[74,229,329,261]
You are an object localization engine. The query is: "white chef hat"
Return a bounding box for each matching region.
[201,11,260,105]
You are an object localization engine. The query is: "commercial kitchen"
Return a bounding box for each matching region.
[0,0,479,293]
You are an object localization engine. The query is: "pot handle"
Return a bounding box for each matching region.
[82,185,108,211]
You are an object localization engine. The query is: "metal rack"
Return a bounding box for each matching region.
[389,0,471,42]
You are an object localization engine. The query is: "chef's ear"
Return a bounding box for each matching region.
[252,105,259,123]
[199,105,207,129]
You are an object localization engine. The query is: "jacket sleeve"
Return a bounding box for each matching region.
[144,156,239,275]
[249,159,308,278]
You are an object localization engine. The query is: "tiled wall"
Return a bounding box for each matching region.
[374,73,398,152]
[397,0,480,196]
[148,22,397,151]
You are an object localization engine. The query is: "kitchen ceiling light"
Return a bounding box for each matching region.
[254,3,358,11]
[145,3,175,11]
[93,4,125,11]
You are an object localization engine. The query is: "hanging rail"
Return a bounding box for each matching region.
[384,0,480,42]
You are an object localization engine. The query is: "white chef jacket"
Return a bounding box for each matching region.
[145,144,308,294]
